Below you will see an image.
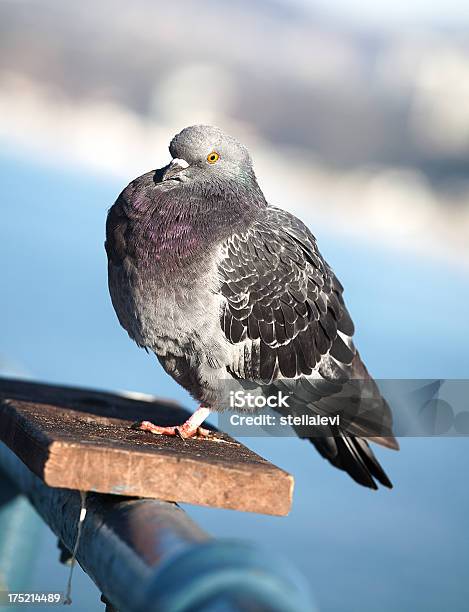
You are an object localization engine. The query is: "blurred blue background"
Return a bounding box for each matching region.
[1,1,469,611]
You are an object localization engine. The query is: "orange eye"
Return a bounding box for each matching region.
[207,151,220,164]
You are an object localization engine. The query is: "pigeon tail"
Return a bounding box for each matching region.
[310,430,393,490]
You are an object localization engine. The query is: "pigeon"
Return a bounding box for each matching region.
[105,125,399,489]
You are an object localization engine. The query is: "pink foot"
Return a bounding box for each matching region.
[133,406,211,440]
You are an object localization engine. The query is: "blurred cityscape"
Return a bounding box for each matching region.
[1,0,468,268]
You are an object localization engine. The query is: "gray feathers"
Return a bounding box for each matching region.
[219,206,355,383]
[169,125,252,170]
[106,124,398,490]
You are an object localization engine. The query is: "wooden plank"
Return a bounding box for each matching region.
[0,378,293,516]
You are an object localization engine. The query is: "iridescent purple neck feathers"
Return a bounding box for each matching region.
[106,168,267,274]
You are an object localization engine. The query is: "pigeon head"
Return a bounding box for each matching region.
[163,125,255,186]
[112,125,267,271]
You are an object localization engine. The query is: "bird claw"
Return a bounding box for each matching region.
[131,420,177,436]
[175,425,213,440]
[131,421,236,443]
[132,420,213,440]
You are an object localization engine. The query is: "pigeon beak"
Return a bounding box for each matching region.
[162,158,190,182]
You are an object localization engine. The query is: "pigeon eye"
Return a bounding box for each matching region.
[207,151,220,164]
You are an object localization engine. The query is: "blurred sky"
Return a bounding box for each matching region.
[291,0,469,26]
[1,0,469,269]
[1,1,469,611]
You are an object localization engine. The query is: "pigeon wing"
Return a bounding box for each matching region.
[218,206,397,489]
[219,206,355,383]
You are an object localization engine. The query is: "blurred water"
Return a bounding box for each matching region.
[1,150,468,611]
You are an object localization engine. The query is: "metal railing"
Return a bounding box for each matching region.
[0,443,316,612]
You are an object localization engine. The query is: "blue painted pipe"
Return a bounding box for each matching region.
[0,443,317,612]
[139,540,316,612]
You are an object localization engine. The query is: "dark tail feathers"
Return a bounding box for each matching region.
[310,431,393,490]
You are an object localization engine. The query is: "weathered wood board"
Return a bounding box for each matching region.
[0,378,293,515]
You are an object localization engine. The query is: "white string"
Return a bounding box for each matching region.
[64,491,87,605]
